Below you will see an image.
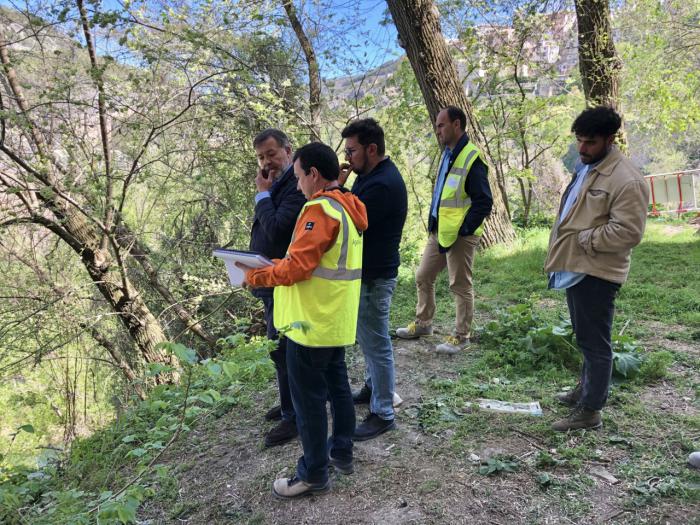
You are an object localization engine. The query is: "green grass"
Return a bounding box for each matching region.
[394,221,700,518]
[394,222,700,333]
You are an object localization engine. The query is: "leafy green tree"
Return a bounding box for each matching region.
[617,0,700,171]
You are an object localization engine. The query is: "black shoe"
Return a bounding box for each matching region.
[264,405,282,421]
[352,384,372,405]
[353,413,396,441]
[329,456,354,475]
[264,419,298,447]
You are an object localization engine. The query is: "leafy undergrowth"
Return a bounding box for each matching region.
[477,302,672,381]
[0,335,274,524]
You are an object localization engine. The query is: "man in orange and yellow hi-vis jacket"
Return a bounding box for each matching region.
[240,142,368,499]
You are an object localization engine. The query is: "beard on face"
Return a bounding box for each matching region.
[580,147,609,165]
[351,158,368,176]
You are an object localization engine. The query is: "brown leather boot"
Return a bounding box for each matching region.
[555,383,582,407]
[552,406,602,432]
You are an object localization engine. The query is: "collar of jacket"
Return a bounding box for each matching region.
[272,165,294,192]
[446,132,469,167]
[591,145,624,177]
[360,156,392,179]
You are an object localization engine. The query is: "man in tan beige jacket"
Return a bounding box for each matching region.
[545,106,649,432]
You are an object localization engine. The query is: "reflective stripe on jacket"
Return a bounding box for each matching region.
[437,142,483,247]
[274,196,363,347]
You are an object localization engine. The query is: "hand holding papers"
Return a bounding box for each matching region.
[213,249,273,287]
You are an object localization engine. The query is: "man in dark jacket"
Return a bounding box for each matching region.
[396,107,492,354]
[340,119,408,440]
[249,128,306,447]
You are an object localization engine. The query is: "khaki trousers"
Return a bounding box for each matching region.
[415,233,480,338]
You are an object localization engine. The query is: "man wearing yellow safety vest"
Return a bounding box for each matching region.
[397,106,493,354]
[240,142,368,499]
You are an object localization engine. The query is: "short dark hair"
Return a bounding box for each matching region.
[341,118,386,156]
[253,128,291,149]
[571,106,622,137]
[442,106,467,131]
[293,142,339,181]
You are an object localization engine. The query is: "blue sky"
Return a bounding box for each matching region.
[0,0,400,77]
[306,0,401,77]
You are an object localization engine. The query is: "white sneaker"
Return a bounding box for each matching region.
[272,476,330,499]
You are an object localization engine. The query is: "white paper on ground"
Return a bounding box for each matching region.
[213,249,273,287]
[475,398,543,416]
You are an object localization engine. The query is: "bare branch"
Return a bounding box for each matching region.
[76,0,114,250]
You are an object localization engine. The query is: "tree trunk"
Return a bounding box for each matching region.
[386,0,516,247]
[50,204,177,379]
[574,0,627,146]
[282,0,322,141]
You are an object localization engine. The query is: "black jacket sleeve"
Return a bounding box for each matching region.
[459,157,493,236]
[254,186,306,248]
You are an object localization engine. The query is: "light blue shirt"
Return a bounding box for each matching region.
[549,163,593,290]
[430,148,452,219]
[254,191,270,204]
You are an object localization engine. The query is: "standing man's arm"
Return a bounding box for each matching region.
[577,180,649,255]
[460,158,493,236]
[246,206,339,288]
[255,178,307,247]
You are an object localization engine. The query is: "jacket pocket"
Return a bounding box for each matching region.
[580,188,610,221]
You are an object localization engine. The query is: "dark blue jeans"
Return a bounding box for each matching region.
[261,296,294,423]
[286,339,355,484]
[566,275,621,411]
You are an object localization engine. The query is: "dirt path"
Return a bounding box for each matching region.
[141,333,699,525]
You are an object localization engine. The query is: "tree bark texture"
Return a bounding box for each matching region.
[282,0,322,141]
[386,0,515,247]
[574,0,627,146]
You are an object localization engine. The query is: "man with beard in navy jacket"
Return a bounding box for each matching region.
[249,129,306,447]
[340,119,408,441]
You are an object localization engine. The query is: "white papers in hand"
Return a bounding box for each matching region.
[212,249,273,287]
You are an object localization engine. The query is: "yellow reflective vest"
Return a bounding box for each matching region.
[274,196,363,347]
[437,142,484,248]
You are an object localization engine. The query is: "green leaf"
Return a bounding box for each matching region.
[196,393,214,405]
[205,361,222,377]
[289,320,311,334]
[18,424,35,433]
[536,472,552,487]
[172,344,197,365]
[116,501,137,524]
[613,352,642,378]
[551,325,570,336]
[145,363,175,377]
[222,361,239,379]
